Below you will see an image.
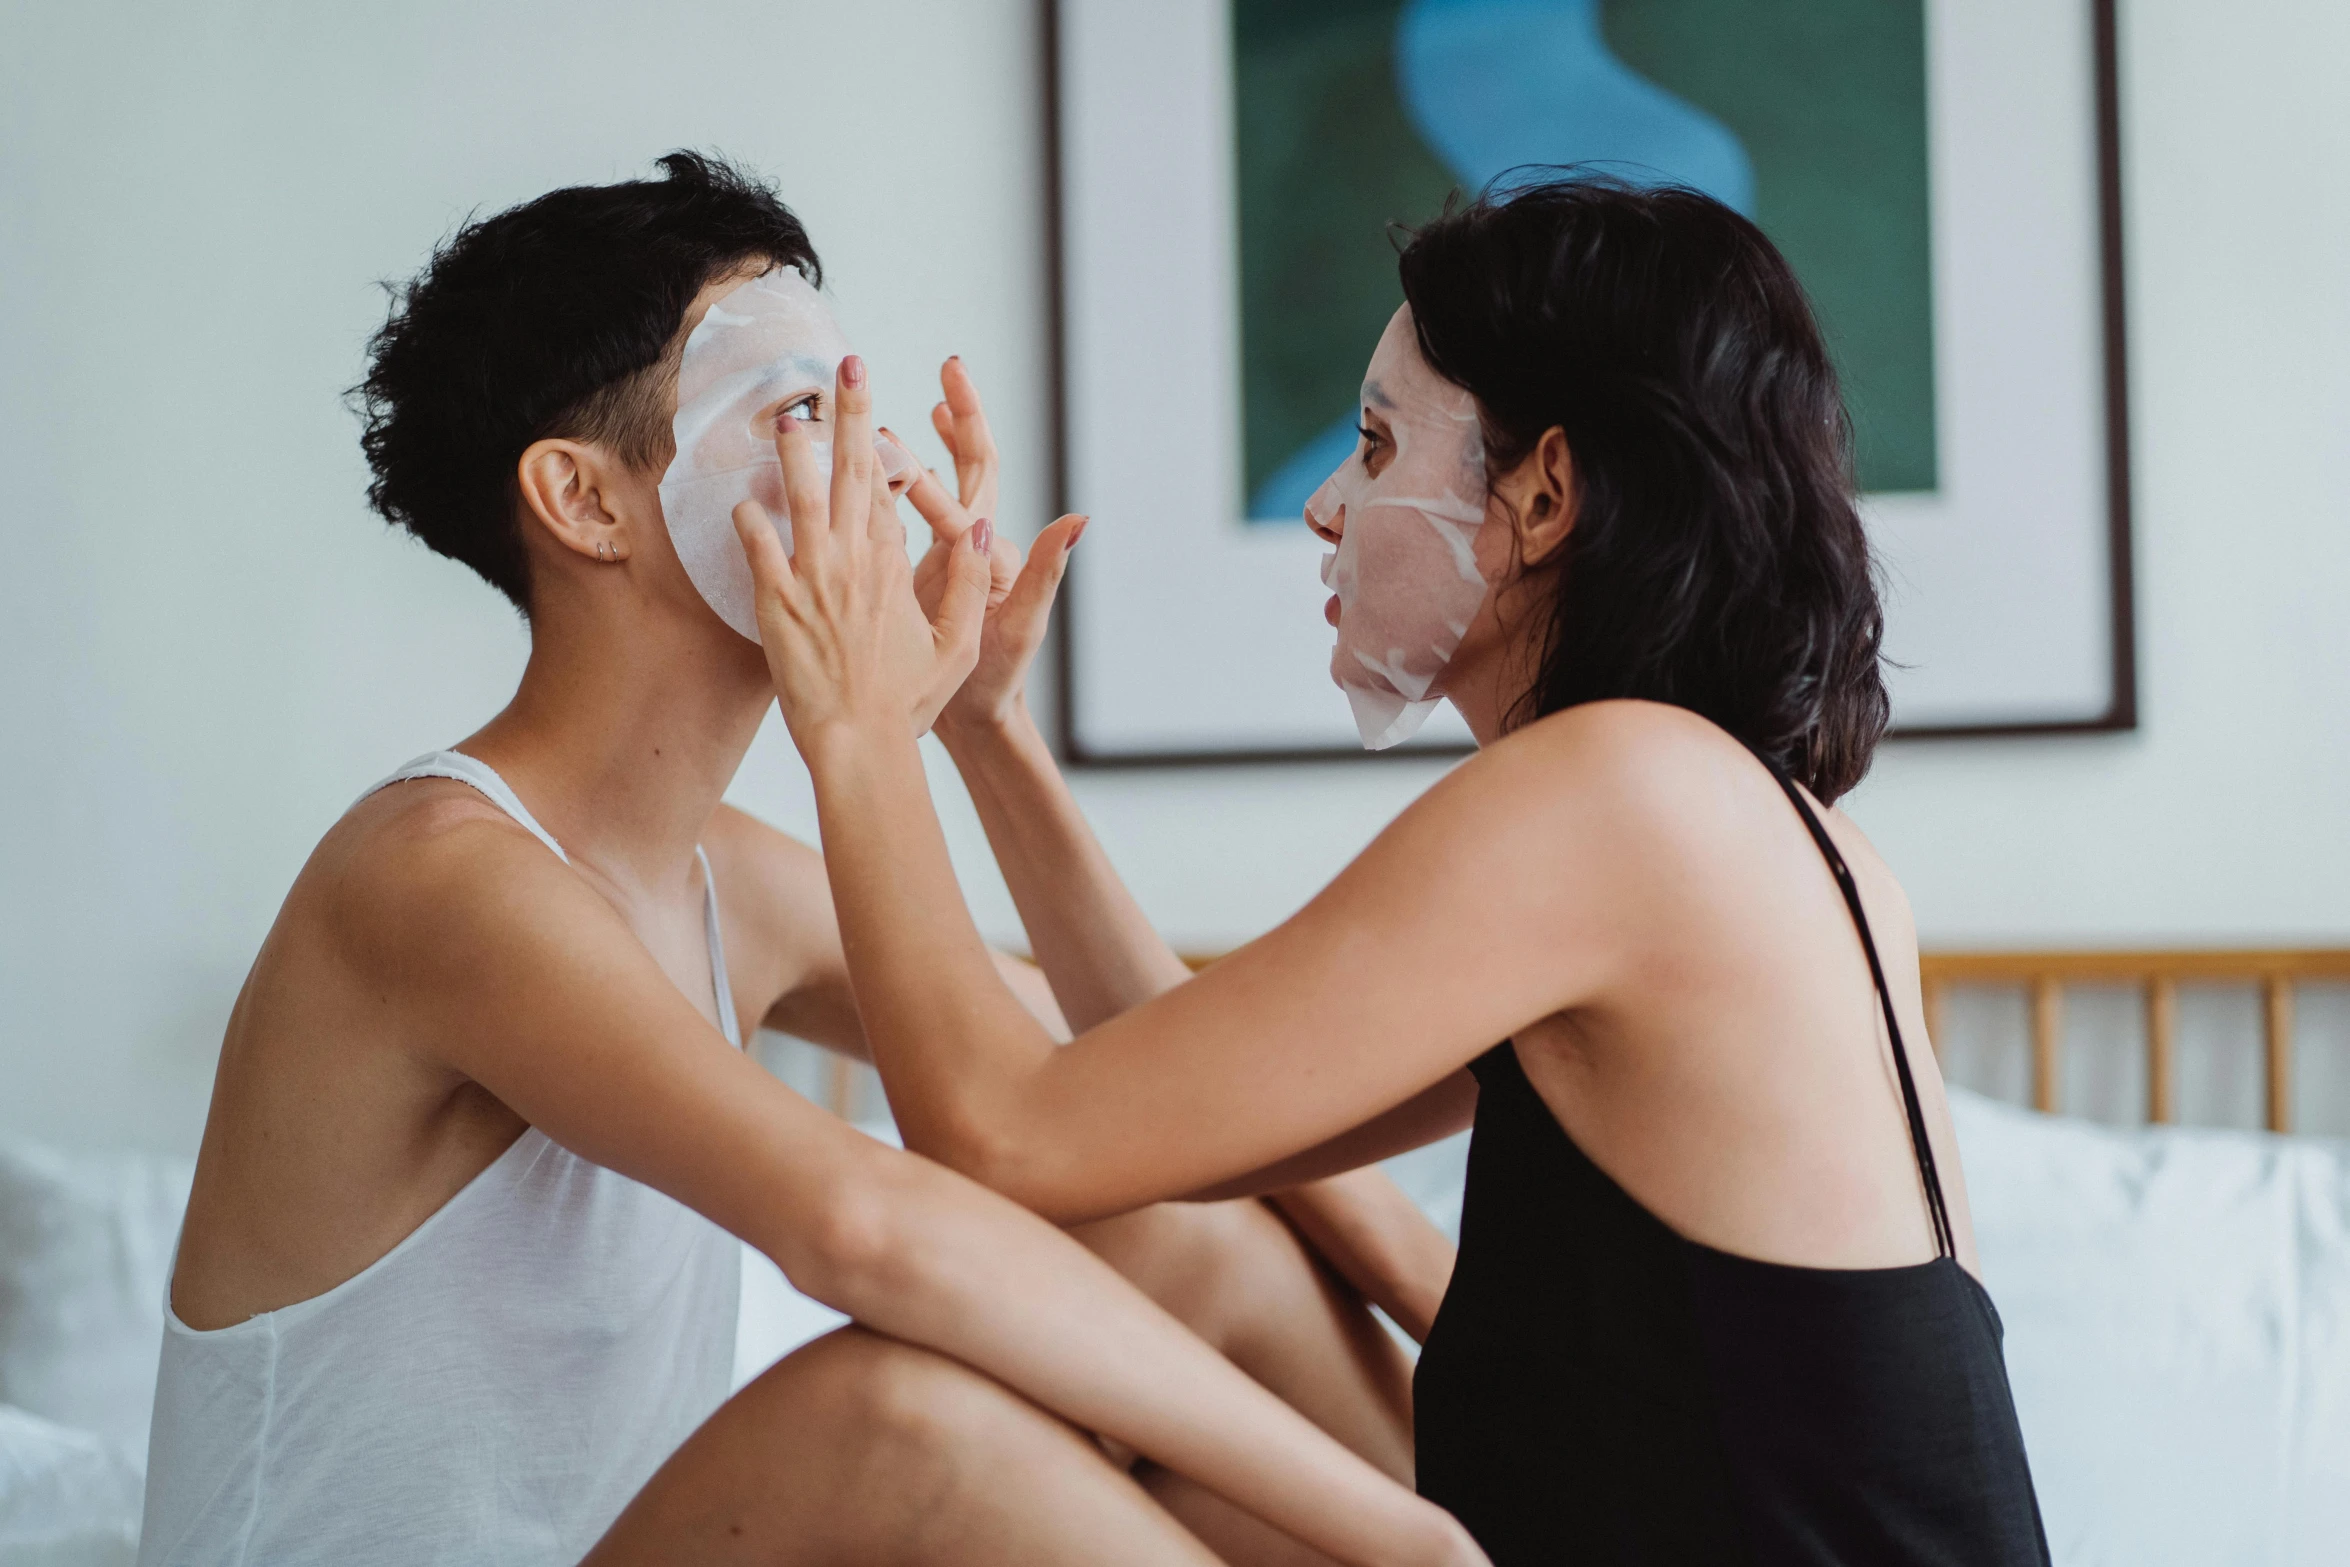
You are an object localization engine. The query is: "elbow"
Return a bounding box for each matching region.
[898,1097,1028,1196]
[897,1106,1099,1226]
[779,1160,911,1316]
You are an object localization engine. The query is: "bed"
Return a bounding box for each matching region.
[6,950,2346,1566]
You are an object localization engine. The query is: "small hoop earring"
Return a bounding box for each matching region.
[596,540,612,562]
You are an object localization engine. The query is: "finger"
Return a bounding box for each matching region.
[867,460,906,554]
[829,354,876,565]
[875,427,921,500]
[731,497,796,604]
[903,462,974,549]
[938,357,1000,515]
[1002,513,1084,630]
[930,518,994,674]
[772,419,830,563]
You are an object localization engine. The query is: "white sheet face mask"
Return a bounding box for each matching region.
[658,268,914,642]
[1305,307,1491,749]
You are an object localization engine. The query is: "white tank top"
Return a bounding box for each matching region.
[138,751,744,1566]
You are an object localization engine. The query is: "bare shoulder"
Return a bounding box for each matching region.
[698,804,850,1019]
[700,802,825,889]
[1386,700,1912,938]
[1399,700,1763,860]
[698,804,833,940]
[302,778,603,1015]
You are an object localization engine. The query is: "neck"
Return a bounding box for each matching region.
[1441,633,1538,749]
[460,595,773,899]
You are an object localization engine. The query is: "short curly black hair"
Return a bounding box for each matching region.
[353,151,820,616]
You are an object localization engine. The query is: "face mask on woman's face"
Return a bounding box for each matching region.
[658,268,914,643]
[1305,306,1491,749]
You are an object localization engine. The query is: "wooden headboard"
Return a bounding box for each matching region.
[1920,949,2350,1131]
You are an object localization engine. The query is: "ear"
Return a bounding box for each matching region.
[516,438,632,564]
[1494,426,1576,568]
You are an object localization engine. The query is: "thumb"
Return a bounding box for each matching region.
[1002,513,1084,631]
[931,517,994,669]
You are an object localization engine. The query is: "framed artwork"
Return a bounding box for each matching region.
[1050,0,2134,764]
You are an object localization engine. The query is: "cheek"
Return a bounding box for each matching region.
[1469,504,1517,583]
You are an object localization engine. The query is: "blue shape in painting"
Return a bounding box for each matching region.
[1247,0,1757,521]
[1250,416,1367,525]
[1396,0,1753,210]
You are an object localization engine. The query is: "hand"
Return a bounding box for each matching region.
[731,355,993,748]
[899,358,1087,736]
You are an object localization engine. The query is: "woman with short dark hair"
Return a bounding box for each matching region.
[740,174,2052,1565]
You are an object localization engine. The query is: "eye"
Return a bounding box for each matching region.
[1356,415,1394,474]
[774,394,821,428]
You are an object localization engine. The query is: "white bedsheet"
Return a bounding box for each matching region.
[8,1094,2349,1566]
[1953,1090,2350,1567]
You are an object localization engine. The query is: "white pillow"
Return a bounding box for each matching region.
[1953,1089,2350,1567]
[0,1142,193,1472]
[0,1403,139,1567]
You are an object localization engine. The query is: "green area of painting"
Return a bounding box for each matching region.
[1604,0,1937,491]
[1234,0,1937,502]
[1234,0,1456,503]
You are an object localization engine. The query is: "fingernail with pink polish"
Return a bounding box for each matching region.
[972,518,994,553]
[842,354,866,388]
[1067,517,1089,548]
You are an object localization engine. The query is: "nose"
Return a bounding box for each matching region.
[1305,500,1344,546]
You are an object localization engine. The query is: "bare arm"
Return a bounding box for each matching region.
[369,816,1477,1567]
[912,369,1458,1333]
[937,700,1193,1032]
[721,808,1068,1057]
[734,362,1628,1224]
[939,702,1461,1336]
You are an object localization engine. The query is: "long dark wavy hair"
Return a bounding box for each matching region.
[1397,174,1890,802]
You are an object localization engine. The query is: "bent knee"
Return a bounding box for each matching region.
[1081,1199,1317,1349]
[746,1327,1058,1469]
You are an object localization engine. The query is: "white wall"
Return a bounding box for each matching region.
[2,0,2345,1156]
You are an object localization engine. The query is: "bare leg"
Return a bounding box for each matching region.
[1074,1199,1419,1565]
[585,1327,1219,1567]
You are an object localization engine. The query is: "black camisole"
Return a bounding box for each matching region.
[1413,765,2050,1565]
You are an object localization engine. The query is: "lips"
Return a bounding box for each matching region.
[1324,593,1342,627]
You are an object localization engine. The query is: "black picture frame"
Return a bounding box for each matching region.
[1046,0,2135,766]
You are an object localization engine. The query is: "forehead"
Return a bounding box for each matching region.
[1363,304,1439,404]
[677,266,847,358]
[671,267,849,417]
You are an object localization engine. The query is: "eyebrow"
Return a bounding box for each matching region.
[1361,379,1396,411]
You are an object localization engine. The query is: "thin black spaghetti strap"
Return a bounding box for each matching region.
[1761,764,1956,1261]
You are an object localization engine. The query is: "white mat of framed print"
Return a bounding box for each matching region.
[1051,0,2134,764]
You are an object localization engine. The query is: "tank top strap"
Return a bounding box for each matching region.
[695,845,741,1049]
[1756,759,1956,1261]
[363,750,569,864]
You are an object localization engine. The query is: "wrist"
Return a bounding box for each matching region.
[795,711,925,787]
[935,691,1041,758]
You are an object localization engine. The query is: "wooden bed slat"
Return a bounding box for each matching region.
[2266,977,2295,1134]
[1918,949,2344,1128]
[2029,978,2063,1114]
[2145,977,2177,1125]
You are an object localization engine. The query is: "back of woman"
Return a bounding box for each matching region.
[1388,181,2048,1566]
